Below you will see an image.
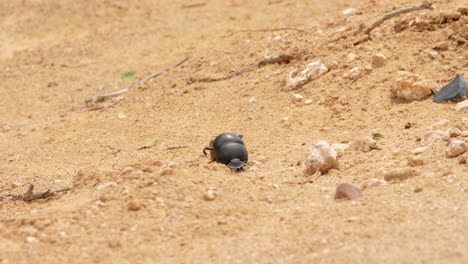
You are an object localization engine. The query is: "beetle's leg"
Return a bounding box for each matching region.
[203,147,214,155]
[238,134,243,138]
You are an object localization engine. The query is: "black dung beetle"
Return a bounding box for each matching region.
[203,132,248,170]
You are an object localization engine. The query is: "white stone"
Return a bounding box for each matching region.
[26,236,38,243]
[431,119,450,129]
[343,67,363,80]
[248,97,256,104]
[428,50,438,59]
[331,143,350,157]
[342,8,354,15]
[371,53,388,68]
[391,71,435,101]
[411,146,430,155]
[292,93,304,103]
[286,61,328,89]
[446,139,468,157]
[304,140,338,175]
[304,99,313,105]
[455,100,468,111]
[347,53,357,62]
[365,178,388,188]
[203,187,217,201]
[350,137,377,152]
[116,112,127,119]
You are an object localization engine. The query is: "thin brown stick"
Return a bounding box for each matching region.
[181,2,206,8]
[185,56,193,86]
[165,145,190,150]
[190,52,303,83]
[222,27,307,38]
[87,56,190,104]
[0,184,73,202]
[363,3,433,35]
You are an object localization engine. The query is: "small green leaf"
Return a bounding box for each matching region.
[137,137,158,150]
[121,71,135,79]
[372,133,384,140]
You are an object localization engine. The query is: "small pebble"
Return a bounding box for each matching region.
[304,140,338,175]
[458,153,467,164]
[342,8,354,15]
[414,187,424,193]
[448,127,462,138]
[363,178,388,189]
[391,71,435,101]
[204,187,217,201]
[248,97,256,104]
[383,167,418,181]
[334,182,362,200]
[407,155,425,167]
[350,136,377,152]
[26,236,38,243]
[116,113,127,119]
[428,50,438,59]
[371,53,387,68]
[304,99,313,105]
[343,67,363,80]
[292,93,304,103]
[127,201,141,211]
[411,146,429,155]
[455,100,468,112]
[446,139,468,158]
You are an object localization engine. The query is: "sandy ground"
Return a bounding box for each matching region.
[0,0,467,263]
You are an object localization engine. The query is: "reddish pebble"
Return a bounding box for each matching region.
[334,182,362,200]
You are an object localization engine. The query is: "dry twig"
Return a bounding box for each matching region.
[363,3,433,35]
[86,56,190,104]
[165,145,190,150]
[190,52,303,83]
[222,27,307,38]
[0,184,73,202]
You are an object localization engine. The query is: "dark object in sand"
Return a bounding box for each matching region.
[433,74,468,103]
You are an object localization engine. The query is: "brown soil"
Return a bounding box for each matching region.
[1,0,467,263]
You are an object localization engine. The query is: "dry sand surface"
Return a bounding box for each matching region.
[1,0,467,263]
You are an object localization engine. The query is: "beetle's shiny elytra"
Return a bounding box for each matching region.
[203,132,248,170]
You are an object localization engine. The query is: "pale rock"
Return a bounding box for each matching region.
[350,136,377,152]
[411,146,429,155]
[331,143,350,157]
[448,127,462,138]
[407,155,425,167]
[304,140,338,175]
[116,113,127,119]
[363,178,388,189]
[431,119,450,129]
[248,97,256,104]
[292,93,304,103]
[455,100,468,111]
[428,50,439,59]
[383,167,418,181]
[343,67,363,80]
[287,61,328,89]
[446,139,468,157]
[347,53,357,62]
[328,60,339,70]
[342,8,354,15]
[204,187,217,201]
[364,65,373,74]
[304,99,313,105]
[26,236,38,243]
[391,71,435,101]
[334,182,362,200]
[371,53,388,68]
